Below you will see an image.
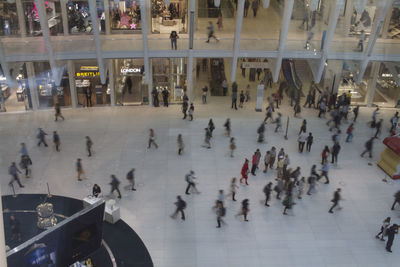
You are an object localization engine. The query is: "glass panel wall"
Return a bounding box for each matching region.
[286,0,329,52]
[195,0,234,49]
[0,0,19,36]
[373,62,400,107]
[239,0,283,50]
[151,58,187,105]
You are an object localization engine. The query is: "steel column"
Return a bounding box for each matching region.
[67,60,77,108]
[230,0,245,82]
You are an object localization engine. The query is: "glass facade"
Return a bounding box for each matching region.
[109,0,141,33]
[0,0,19,36]
[67,0,93,34]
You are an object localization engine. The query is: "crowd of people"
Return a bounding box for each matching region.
[5,80,400,253]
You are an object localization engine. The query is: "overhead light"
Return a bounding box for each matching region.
[214,0,220,7]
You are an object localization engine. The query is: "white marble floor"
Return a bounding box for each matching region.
[1,97,400,267]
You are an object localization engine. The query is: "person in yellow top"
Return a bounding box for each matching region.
[346,90,352,104]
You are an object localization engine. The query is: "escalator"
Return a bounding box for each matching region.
[282,59,303,99]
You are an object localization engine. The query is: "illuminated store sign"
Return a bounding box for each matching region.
[76,72,100,77]
[121,68,141,74]
[80,66,99,71]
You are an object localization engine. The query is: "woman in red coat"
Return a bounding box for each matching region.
[240,159,249,185]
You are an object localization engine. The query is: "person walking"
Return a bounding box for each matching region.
[321,146,330,164]
[360,137,375,158]
[224,118,231,137]
[251,151,259,176]
[318,99,326,118]
[391,190,400,210]
[177,134,184,155]
[296,177,305,199]
[202,86,208,104]
[182,99,188,119]
[236,199,249,221]
[185,170,199,194]
[148,129,158,149]
[54,102,65,121]
[202,128,212,148]
[352,105,359,122]
[20,155,31,178]
[126,168,136,191]
[86,136,93,156]
[216,202,226,228]
[239,90,245,108]
[318,161,330,184]
[222,79,228,96]
[376,217,391,241]
[306,132,313,152]
[217,12,223,30]
[229,137,236,157]
[331,141,341,165]
[230,177,239,201]
[282,193,293,215]
[85,87,92,107]
[329,188,341,213]
[109,174,122,198]
[274,112,282,132]
[298,130,307,153]
[170,195,186,221]
[307,173,317,195]
[189,103,194,121]
[53,131,60,152]
[240,159,249,185]
[206,21,219,43]
[20,142,29,157]
[263,182,273,206]
[208,119,215,137]
[357,30,366,52]
[346,123,354,142]
[8,162,24,188]
[263,151,271,173]
[371,107,379,128]
[170,30,179,50]
[37,128,48,147]
[244,0,250,17]
[162,88,169,107]
[76,158,84,181]
[269,146,277,169]
[264,105,274,123]
[299,119,307,135]
[9,215,21,241]
[231,82,238,110]
[385,224,399,253]
[390,112,399,133]
[257,122,266,143]
[252,0,259,17]
[374,119,383,138]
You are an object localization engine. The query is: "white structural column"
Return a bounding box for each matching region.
[344,0,354,36]
[103,0,111,35]
[366,61,380,107]
[357,0,393,84]
[230,0,245,83]
[88,0,106,84]
[0,184,7,267]
[186,0,195,100]
[274,0,294,83]
[60,2,69,36]
[140,0,151,105]
[35,0,59,84]
[67,60,77,108]
[108,60,115,106]
[0,41,13,87]
[16,0,27,37]
[26,62,39,110]
[381,4,393,38]
[315,0,343,83]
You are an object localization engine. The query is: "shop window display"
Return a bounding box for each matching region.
[151,0,187,33]
[34,62,71,108]
[74,62,110,106]
[67,0,93,34]
[109,0,141,33]
[23,0,42,36]
[152,58,186,104]
[0,0,19,36]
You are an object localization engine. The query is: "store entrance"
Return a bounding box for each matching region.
[114,58,145,105]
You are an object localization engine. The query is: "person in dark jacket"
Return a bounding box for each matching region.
[20,155,32,178]
[170,195,186,220]
[263,182,273,206]
[109,174,121,198]
[306,132,313,152]
[86,136,93,157]
[386,224,399,253]
[126,76,132,94]
[162,88,169,107]
[37,128,48,147]
[9,162,24,188]
[236,199,250,221]
[244,0,250,17]
[331,142,341,165]
[231,82,238,110]
[126,168,136,191]
[391,190,400,210]
[182,100,188,119]
[329,188,341,213]
[92,184,101,197]
[360,137,375,158]
[170,30,179,50]
[53,131,60,152]
[54,102,64,121]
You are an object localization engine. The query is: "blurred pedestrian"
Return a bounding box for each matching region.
[177,134,184,155]
[76,158,84,181]
[54,102,64,121]
[126,168,136,191]
[53,131,60,152]
[8,162,24,188]
[109,174,122,199]
[329,188,341,213]
[171,195,186,220]
[148,129,158,149]
[86,136,93,156]
[37,128,48,147]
